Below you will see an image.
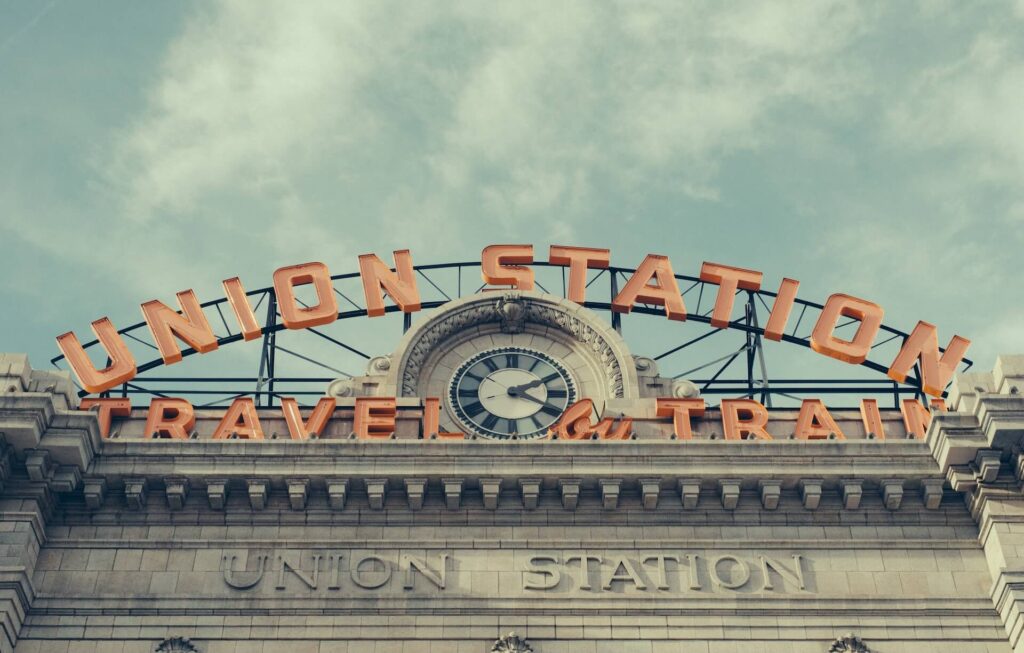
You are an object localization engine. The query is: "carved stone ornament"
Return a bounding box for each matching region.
[496,293,527,333]
[828,633,871,653]
[491,632,534,653]
[396,292,632,398]
[155,637,199,653]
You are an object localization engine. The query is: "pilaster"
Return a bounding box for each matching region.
[931,355,1024,652]
[0,355,96,652]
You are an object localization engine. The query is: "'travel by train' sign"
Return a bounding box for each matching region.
[55,244,970,442]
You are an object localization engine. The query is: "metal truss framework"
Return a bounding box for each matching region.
[51,261,972,409]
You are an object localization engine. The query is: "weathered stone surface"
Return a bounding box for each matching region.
[0,353,1022,652]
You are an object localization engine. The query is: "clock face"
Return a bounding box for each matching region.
[449,346,577,440]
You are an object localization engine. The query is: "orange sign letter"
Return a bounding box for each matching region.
[860,398,886,440]
[721,399,772,440]
[359,250,421,318]
[481,245,534,290]
[273,262,339,330]
[611,254,686,321]
[810,294,883,365]
[699,263,763,328]
[79,398,131,438]
[212,398,264,439]
[141,290,219,365]
[656,398,705,440]
[423,398,464,439]
[549,245,610,303]
[354,397,397,439]
[887,321,971,398]
[222,277,262,341]
[764,278,799,341]
[144,398,195,439]
[794,399,845,440]
[281,397,336,440]
[56,317,137,394]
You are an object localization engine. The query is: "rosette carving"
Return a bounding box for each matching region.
[491,632,534,653]
[156,637,199,652]
[828,633,871,653]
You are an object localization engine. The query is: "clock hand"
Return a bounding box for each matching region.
[515,390,563,413]
[506,378,546,395]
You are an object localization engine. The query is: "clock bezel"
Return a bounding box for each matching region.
[448,345,578,440]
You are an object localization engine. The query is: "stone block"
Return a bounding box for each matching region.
[83,478,106,510]
[678,479,701,509]
[24,449,53,482]
[921,478,945,510]
[480,478,502,510]
[405,478,426,511]
[975,448,1002,483]
[366,478,388,510]
[519,478,541,510]
[719,479,741,510]
[640,479,660,510]
[442,478,463,511]
[559,478,580,510]
[840,479,863,510]
[246,479,269,511]
[995,354,1024,394]
[758,480,781,510]
[881,479,904,510]
[326,478,349,510]
[124,478,147,510]
[600,479,621,510]
[164,477,189,510]
[287,478,308,510]
[206,479,228,510]
[800,479,823,510]
[51,465,82,492]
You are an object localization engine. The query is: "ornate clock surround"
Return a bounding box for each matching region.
[380,291,640,405]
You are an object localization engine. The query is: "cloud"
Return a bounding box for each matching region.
[887,32,1024,190]
[102,1,875,243]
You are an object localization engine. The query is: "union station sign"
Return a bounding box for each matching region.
[54,244,971,443]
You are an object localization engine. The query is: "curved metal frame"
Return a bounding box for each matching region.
[51,261,971,408]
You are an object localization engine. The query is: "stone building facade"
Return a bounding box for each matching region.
[1,292,1023,653]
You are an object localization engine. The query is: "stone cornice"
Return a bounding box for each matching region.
[0,392,102,473]
[89,439,942,481]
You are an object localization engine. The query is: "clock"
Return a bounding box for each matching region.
[449,346,577,440]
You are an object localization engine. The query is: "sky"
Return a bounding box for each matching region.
[1,1,1022,392]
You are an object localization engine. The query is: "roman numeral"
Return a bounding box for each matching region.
[463,401,485,417]
[482,358,499,372]
[464,372,483,382]
[528,358,541,372]
[505,353,519,368]
[530,415,544,430]
[481,413,499,430]
[458,388,477,398]
[542,373,561,384]
[540,404,562,417]
[547,388,567,398]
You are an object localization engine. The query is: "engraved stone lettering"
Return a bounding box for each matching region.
[222,554,268,590]
[524,555,561,590]
[276,553,321,590]
[400,553,447,589]
[711,555,751,589]
[759,554,805,591]
[602,556,648,590]
[351,555,392,589]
